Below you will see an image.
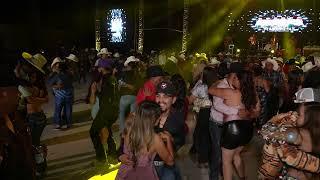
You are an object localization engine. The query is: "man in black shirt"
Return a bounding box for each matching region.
[153,80,185,180]
[119,80,185,180]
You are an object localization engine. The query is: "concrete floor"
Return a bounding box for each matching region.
[40,81,263,180]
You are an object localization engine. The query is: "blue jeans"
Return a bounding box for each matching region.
[155,164,182,180]
[54,96,73,127]
[209,120,223,180]
[27,112,47,146]
[119,95,136,133]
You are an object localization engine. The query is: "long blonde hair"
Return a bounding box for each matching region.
[129,100,161,167]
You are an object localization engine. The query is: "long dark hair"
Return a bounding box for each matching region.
[202,66,219,87]
[287,70,303,101]
[29,69,48,97]
[303,103,320,155]
[171,74,187,112]
[236,70,257,111]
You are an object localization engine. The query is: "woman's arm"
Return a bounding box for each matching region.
[249,97,261,118]
[27,97,49,104]
[263,79,271,93]
[154,134,174,166]
[277,144,320,173]
[89,83,97,105]
[208,87,235,100]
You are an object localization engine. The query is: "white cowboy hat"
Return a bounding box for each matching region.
[301,61,317,72]
[97,48,112,56]
[209,57,220,65]
[22,52,47,74]
[226,52,232,56]
[51,57,63,68]
[113,52,120,58]
[275,57,284,64]
[124,56,139,67]
[168,56,178,63]
[66,54,79,62]
[179,53,185,60]
[262,58,279,71]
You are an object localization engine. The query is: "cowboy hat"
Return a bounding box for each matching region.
[209,57,220,65]
[262,58,279,71]
[66,54,79,62]
[113,52,120,58]
[97,48,112,56]
[22,52,47,74]
[275,57,284,64]
[124,56,139,67]
[51,57,63,68]
[168,56,178,63]
[301,61,317,72]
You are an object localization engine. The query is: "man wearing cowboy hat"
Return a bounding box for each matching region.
[64,53,80,82]
[48,56,74,130]
[262,58,284,88]
[89,59,118,165]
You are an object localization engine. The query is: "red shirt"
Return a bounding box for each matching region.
[136,80,157,105]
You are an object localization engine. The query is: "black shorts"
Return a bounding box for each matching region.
[221,120,253,150]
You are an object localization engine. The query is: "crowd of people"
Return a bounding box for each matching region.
[1,44,320,180]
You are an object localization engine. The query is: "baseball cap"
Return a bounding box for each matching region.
[294,88,320,103]
[156,80,176,96]
[146,65,165,78]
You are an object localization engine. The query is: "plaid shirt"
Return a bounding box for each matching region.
[262,70,284,88]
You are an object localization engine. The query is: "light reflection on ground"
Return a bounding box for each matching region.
[88,163,120,180]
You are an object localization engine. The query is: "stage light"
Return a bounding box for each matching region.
[271,50,275,54]
[236,49,241,53]
[107,9,127,43]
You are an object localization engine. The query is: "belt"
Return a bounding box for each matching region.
[154,161,164,166]
[210,119,223,127]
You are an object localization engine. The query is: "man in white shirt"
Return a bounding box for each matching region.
[208,62,246,180]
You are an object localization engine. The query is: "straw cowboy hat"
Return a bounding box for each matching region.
[22,52,47,74]
[97,48,112,56]
[124,56,139,67]
[66,54,78,62]
[262,58,279,71]
[51,57,63,68]
[168,56,178,63]
[209,57,220,65]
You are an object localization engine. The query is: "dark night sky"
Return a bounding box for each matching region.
[0,0,96,49]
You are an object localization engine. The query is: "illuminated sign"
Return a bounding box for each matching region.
[249,10,310,33]
[107,9,127,43]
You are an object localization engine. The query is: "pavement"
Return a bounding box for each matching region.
[40,81,262,180]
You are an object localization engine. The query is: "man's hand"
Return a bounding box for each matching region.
[119,154,133,166]
[143,88,152,96]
